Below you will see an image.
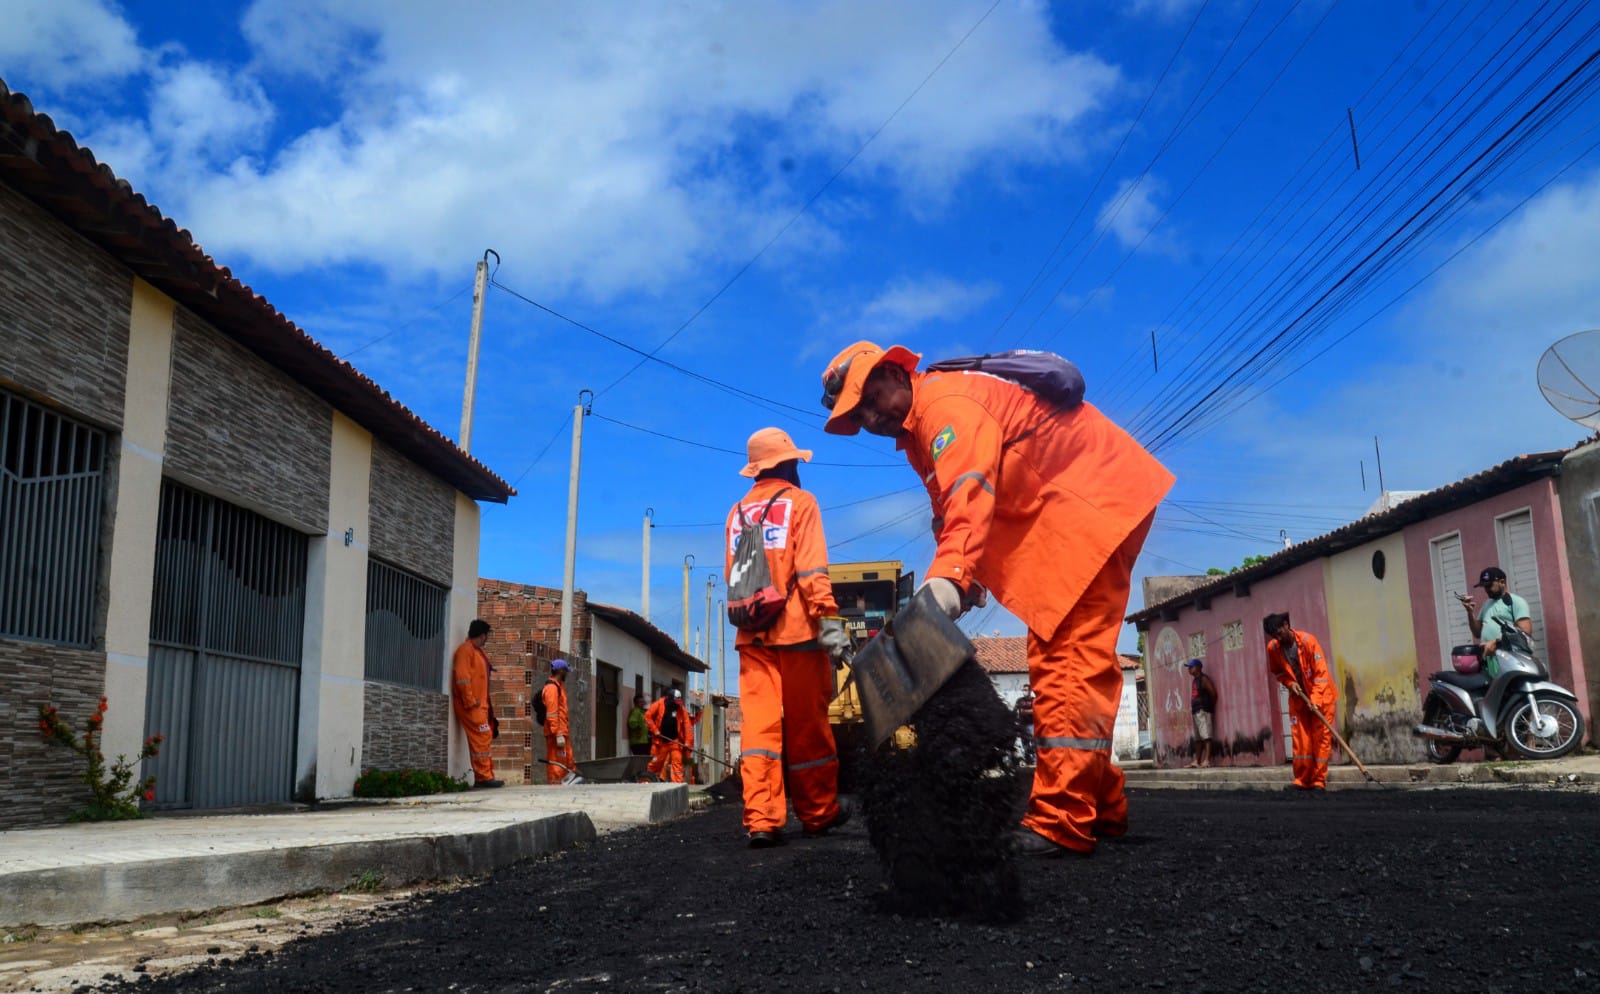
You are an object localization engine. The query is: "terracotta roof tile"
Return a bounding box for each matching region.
[972,636,1028,673]
[0,79,514,502]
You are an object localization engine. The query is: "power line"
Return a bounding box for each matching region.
[650,485,926,531]
[589,411,898,467]
[339,282,474,361]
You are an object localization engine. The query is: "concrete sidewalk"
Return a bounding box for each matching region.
[0,783,689,929]
[1119,748,1600,789]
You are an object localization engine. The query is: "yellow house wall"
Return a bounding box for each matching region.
[1323,534,1424,764]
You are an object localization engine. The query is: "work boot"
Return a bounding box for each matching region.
[802,806,852,838]
[1010,827,1090,859]
[473,778,505,789]
[747,830,785,849]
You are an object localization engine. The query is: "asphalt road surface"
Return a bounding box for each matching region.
[108,785,1600,993]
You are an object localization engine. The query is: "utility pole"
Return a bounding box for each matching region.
[717,597,726,770]
[1374,436,1386,494]
[642,508,653,622]
[559,390,592,654]
[703,576,715,762]
[681,555,694,651]
[458,249,497,452]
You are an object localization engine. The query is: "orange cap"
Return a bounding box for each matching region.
[819,340,921,435]
[740,427,812,478]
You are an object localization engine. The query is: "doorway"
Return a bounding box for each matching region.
[595,662,620,758]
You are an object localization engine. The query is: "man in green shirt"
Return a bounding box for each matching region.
[626,694,651,756]
[1454,566,1533,676]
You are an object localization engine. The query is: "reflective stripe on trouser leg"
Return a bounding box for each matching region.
[739,645,787,832]
[545,734,574,785]
[779,646,841,833]
[738,644,842,833]
[1289,700,1334,788]
[1020,511,1153,852]
[465,721,495,781]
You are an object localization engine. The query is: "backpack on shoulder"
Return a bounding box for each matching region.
[533,684,549,726]
[726,486,793,632]
[925,350,1086,409]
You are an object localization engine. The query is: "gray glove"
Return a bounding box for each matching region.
[920,577,965,619]
[818,617,851,662]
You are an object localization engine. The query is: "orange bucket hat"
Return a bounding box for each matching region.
[819,340,921,435]
[740,427,812,478]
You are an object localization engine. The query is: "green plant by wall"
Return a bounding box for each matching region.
[352,768,471,798]
[38,697,163,821]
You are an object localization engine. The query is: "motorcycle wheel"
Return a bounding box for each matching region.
[1503,693,1586,760]
[1422,700,1461,765]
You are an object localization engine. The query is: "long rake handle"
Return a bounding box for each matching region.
[1290,684,1379,783]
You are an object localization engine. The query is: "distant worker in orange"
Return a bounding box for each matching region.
[646,689,695,784]
[452,619,502,788]
[542,659,574,784]
[820,342,1173,857]
[724,427,851,849]
[1263,613,1338,792]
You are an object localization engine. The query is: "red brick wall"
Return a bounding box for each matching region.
[477,579,592,784]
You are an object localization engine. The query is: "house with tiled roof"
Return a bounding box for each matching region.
[1127,443,1600,771]
[972,638,1151,763]
[0,79,515,827]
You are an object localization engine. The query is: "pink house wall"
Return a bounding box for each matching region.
[1401,478,1588,722]
[1145,562,1331,769]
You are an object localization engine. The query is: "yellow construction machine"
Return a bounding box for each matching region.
[827,559,917,756]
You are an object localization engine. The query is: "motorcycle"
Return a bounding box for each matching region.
[1412,623,1585,763]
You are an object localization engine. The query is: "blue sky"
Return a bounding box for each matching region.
[5,1,1599,689]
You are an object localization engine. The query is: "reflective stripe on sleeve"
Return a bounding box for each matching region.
[796,567,829,578]
[942,471,994,500]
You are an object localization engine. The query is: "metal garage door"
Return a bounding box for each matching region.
[143,481,307,810]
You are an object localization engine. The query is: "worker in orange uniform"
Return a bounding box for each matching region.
[645,689,695,784]
[820,342,1173,858]
[452,619,502,788]
[1263,613,1338,792]
[542,659,574,784]
[724,427,851,849]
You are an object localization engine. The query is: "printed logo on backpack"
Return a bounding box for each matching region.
[726,487,795,632]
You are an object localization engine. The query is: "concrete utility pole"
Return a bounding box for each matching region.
[559,390,593,654]
[717,597,726,768]
[703,577,715,759]
[681,555,694,647]
[641,508,653,622]
[458,249,497,452]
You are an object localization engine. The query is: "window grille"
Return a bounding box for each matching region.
[364,559,447,690]
[0,389,106,646]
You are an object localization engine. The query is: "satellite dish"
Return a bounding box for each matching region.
[1537,330,1600,430]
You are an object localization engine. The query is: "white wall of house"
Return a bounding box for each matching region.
[101,279,175,766]
[446,492,482,781]
[1113,669,1142,762]
[592,617,655,758]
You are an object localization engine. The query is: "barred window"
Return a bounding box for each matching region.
[364,559,447,690]
[0,389,106,646]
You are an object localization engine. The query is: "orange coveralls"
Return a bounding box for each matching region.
[724,478,844,835]
[900,370,1173,853]
[1266,629,1338,789]
[645,697,697,783]
[542,678,573,784]
[451,640,495,783]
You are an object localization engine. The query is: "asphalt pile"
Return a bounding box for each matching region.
[855,658,1026,922]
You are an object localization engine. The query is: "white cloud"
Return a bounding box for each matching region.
[854,275,1000,337]
[1095,175,1178,255]
[0,0,143,89]
[147,61,275,164]
[42,1,1121,298]
[1126,0,1205,21]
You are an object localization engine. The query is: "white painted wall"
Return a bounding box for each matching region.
[446,493,482,781]
[102,279,175,767]
[592,617,655,758]
[297,411,372,799]
[1113,669,1142,762]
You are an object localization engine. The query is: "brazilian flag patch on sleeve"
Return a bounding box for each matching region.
[931,425,956,461]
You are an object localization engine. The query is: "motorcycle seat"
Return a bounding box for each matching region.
[1432,671,1490,691]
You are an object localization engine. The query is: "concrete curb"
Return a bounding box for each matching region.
[0,783,693,929]
[2,812,595,928]
[1121,754,1597,791]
